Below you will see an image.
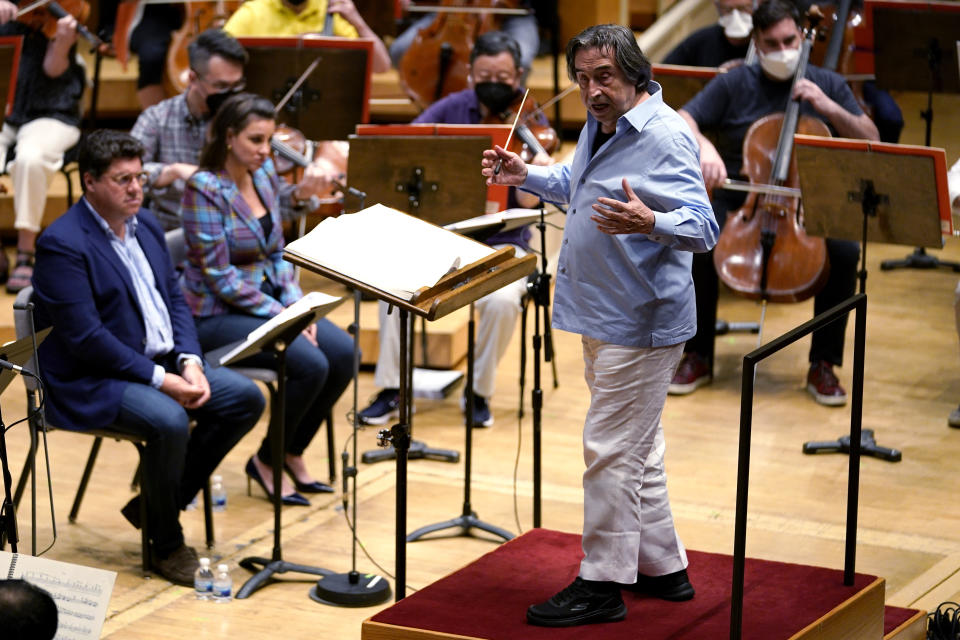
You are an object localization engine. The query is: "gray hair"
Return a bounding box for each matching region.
[565,24,651,92]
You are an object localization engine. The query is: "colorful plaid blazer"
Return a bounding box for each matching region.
[181,158,302,318]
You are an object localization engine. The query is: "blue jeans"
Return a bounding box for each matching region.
[195,314,354,465]
[114,364,263,556]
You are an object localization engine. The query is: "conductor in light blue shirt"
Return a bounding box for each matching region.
[483,24,718,628]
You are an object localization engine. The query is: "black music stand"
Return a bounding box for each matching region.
[406,301,514,543]
[795,135,951,461]
[870,1,960,272]
[239,36,373,141]
[348,135,494,465]
[223,296,350,600]
[283,205,537,600]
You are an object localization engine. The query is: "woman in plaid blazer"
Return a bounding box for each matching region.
[181,93,352,505]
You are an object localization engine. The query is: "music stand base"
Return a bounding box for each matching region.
[801,429,901,462]
[361,439,459,464]
[406,512,514,543]
[880,247,960,272]
[715,320,761,335]
[309,570,391,607]
[235,557,333,599]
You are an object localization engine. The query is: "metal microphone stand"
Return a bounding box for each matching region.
[0,400,17,551]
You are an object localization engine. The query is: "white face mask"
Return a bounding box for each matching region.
[718,9,753,40]
[759,47,800,80]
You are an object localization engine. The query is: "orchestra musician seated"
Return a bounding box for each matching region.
[358,30,552,429]
[676,0,879,406]
[31,130,265,587]
[222,0,391,72]
[0,3,85,293]
[180,93,353,505]
[131,29,335,231]
[663,0,753,68]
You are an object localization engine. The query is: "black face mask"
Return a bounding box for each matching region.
[205,89,239,117]
[475,82,518,115]
[286,0,308,5]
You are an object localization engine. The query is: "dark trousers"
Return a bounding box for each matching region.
[686,190,860,370]
[114,363,264,556]
[195,313,354,464]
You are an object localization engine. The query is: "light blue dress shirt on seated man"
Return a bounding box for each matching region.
[521,82,718,348]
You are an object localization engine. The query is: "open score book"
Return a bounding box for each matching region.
[284,203,495,300]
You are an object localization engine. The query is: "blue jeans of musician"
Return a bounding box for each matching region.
[194,314,354,466]
[115,364,264,557]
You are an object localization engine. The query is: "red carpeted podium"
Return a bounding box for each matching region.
[363,528,925,640]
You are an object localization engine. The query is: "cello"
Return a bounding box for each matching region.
[711,9,830,303]
[164,1,242,94]
[398,0,523,109]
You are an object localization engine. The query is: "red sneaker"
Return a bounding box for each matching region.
[806,361,847,406]
[669,352,711,395]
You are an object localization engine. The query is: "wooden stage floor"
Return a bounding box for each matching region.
[3,236,960,638]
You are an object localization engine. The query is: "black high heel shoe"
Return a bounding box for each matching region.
[244,458,310,507]
[283,462,335,494]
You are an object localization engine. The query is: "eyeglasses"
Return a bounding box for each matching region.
[198,75,247,93]
[104,171,149,188]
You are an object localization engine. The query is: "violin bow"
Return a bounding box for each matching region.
[274,56,322,115]
[494,88,530,176]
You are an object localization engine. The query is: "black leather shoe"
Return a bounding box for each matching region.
[527,577,627,627]
[245,458,311,506]
[283,463,334,494]
[121,496,141,530]
[623,568,695,601]
[152,544,199,587]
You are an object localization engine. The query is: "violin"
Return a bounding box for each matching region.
[711,8,830,303]
[398,0,523,109]
[16,0,103,48]
[271,123,347,218]
[482,88,557,162]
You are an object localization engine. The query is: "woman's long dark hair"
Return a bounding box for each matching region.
[199,92,276,171]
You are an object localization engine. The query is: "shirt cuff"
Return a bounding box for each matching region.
[150,364,166,389]
[178,354,204,372]
[523,164,552,193]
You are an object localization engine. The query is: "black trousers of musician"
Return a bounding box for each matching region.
[685,189,860,371]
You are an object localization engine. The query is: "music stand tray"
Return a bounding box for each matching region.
[0,328,49,395]
[651,63,719,111]
[239,36,373,141]
[283,204,537,600]
[795,134,952,462]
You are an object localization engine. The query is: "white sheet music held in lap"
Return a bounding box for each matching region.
[284,204,494,300]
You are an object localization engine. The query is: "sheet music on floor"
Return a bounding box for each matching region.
[284,203,494,300]
[443,208,550,234]
[218,290,345,365]
[1,551,116,640]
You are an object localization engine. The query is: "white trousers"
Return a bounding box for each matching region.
[579,336,688,584]
[0,119,80,233]
[373,264,528,399]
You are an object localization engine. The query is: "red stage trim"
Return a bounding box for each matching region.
[364,528,918,640]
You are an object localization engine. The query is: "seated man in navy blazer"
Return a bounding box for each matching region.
[32,130,265,586]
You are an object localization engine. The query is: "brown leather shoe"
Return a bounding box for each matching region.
[152,544,199,587]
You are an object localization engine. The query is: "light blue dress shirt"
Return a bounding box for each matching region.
[523,82,718,348]
[83,199,178,388]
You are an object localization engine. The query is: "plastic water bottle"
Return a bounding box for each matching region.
[212,563,232,603]
[211,475,227,512]
[193,558,213,600]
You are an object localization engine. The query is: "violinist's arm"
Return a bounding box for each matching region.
[328,0,391,73]
[43,16,78,78]
[0,2,15,24]
[793,78,880,141]
[679,109,727,191]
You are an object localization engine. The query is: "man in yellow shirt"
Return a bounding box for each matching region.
[223,0,390,72]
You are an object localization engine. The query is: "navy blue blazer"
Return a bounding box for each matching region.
[32,200,203,431]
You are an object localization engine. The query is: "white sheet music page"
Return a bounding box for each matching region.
[285,203,494,299]
[1,550,116,640]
